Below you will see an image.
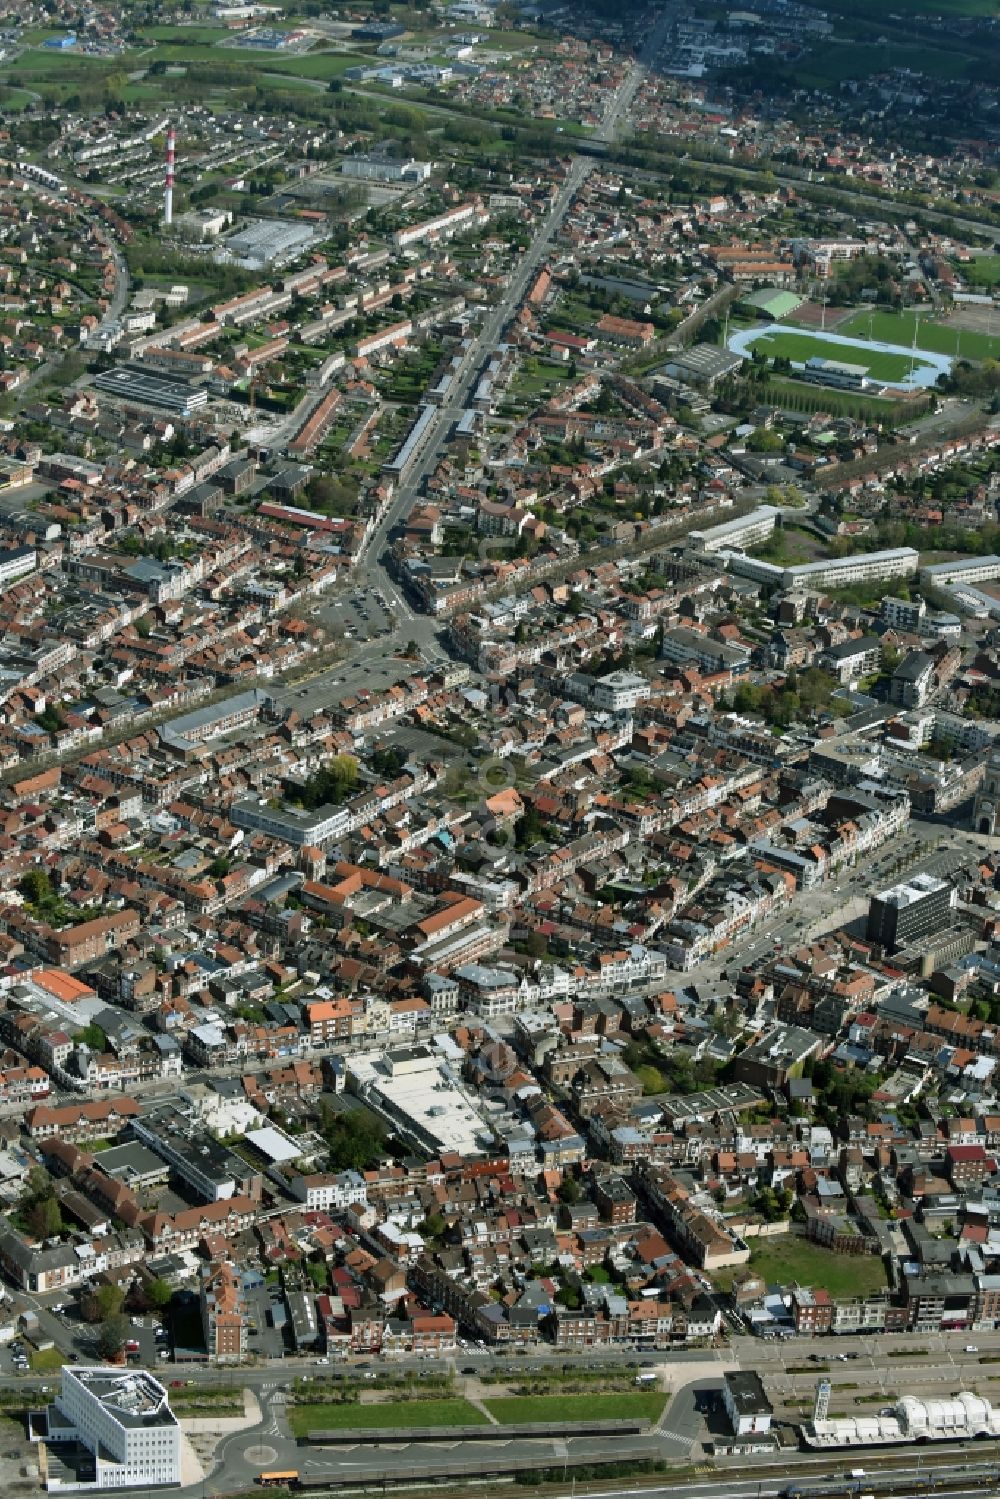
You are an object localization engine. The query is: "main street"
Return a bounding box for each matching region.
[349,5,674,617]
[12,1319,1000,1499]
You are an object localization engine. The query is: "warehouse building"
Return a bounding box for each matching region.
[220,218,316,269]
[739,287,806,321]
[663,342,744,387]
[92,365,208,417]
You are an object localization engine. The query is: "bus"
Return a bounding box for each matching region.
[258,1474,299,1488]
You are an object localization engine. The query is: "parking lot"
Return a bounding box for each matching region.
[243,1279,291,1361]
[306,583,399,645]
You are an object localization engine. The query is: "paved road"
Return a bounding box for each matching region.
[344,3,674,634]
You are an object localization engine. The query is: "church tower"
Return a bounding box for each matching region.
[973,747,1000,835]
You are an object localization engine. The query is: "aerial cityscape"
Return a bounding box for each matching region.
[0,0,999,1497]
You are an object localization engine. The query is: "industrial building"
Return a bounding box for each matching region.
[804,1388,1000,1449]
[342,155,432,183]
[663,342,744,387]
[157,689,271,759]
[220,218,316,269]
[34,1367,181,1491]
[91,365,208,417]
[866,871,955,954]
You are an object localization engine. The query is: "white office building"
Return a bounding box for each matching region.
[36,1367,181,1491]
[592,669,651,712]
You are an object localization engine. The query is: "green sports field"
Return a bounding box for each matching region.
[839,309,1000,362]
[744,328,933,383]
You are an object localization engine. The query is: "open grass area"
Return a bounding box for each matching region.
[711,1235,888,1297]
[262,50,364,79]
[0,87,37,110]
[2,48,113,74]
[956,255,1000,290]
[812,0,997,13]
[138,25,233,43]
[288,1398,487,1436]
[795,38,977,86]
[29,1348,66,1374]
[483,1392,667,1425]
[839,308,1000,362]
[745,327,932,382]
[751,526,826,566]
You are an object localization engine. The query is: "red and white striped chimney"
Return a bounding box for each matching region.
[164,125,175,227]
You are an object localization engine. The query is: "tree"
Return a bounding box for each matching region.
[145,1278,173,1311]
[20,1164,53,1205]
[297,755,358,809]
[75,1022,107,1053]
[524,931,548,961]
[319,1104,388,1172]
[421,1213,446,1242]
[98,1313,129,1361]
[635,1063,665,1096]
[19,869,54,906]
[26,1194,62,1241]
[82,1283,125,1325]
[556,1174,582,1205]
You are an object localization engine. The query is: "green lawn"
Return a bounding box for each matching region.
[288,1398,487,1437]
[264,51,364,80]
[29,1348,66,1374]
[839,308,1000,362]
[795,39,977,86]
[957,255,1000,290]
[711,1236,887,1298]
[746,327,932,383]
[0,87,36,110]
[1,48,113,74]
[483,1392,666,1425]
[812,0,997,13]
[138,25,232,43]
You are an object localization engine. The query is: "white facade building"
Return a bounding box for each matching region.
[688,505,779,554]
[721,546,918,591]
[39,1368,181,1491]
[592,670,651,712]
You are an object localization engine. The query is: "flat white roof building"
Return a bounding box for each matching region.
[37,1367,181,1491]
[721,546,918,591]
[920,555,1000,587]
[689,505,779,553]
[349,1044,495,1158]
[219,218,315,268]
